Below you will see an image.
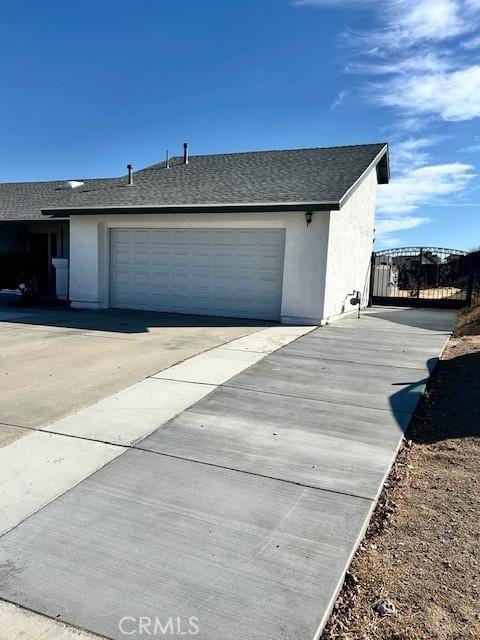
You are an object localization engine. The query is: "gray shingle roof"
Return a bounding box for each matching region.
[0,144,388,221]
[0,177,121,222]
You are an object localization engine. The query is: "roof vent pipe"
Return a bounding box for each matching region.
[183,142,189,165]
[165,150,170,169]
[127,164,133,185]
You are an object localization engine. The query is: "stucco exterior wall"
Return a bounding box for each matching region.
[321,168,377,322]
[69,211,331,324]
[69,216,105,308]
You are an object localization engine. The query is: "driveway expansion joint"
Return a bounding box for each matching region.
[268,351,437,372]
[145,375,216,387]
[222,382,417,417]
[131,443,376,503]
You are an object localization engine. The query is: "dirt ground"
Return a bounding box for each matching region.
[321,305,480,640]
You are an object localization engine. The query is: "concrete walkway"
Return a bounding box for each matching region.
[0,307,455,640]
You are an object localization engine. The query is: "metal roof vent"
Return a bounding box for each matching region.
[57,180,85,190]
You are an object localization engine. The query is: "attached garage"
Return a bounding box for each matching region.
[109,228,285,320]
[41,144,389,324]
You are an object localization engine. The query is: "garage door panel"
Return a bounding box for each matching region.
[213,233,236,247]
[192,230,211,244]
[131,230,149,243]
[130,270,148,282]
[151,254,169,267]
[170,253,189,267]
[151,229,171,242]
[257,254,283,269]
[132,252,149,266]
[111,229,130,243]
[189,295,211,306]
[112,249,130,263]
[214,275,236,291]
[192,277,212,291]
[110,228,285,320]
[192,253,211,268]
[171,274,190,289]
[213,253,234,268]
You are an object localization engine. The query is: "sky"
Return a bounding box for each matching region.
[0,0,479,250]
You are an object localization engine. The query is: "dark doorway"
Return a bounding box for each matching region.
[29,233,53,293]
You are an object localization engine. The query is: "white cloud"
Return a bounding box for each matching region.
[374,160,475,238]
[331,89,349,109]
[389,137,439,172]
[376,236,402,248]
[459,143,480,153]
[462,34,480,50]
[376,215,430,236]
[294,0,480,243]
[375,65,480,122]
[296,0,480,47]
[292,0,373,6]
[296,0,480,123]
[345,52,451,76]
[389,0,469,45]
[377,163,475,214]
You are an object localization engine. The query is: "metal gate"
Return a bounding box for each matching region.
[370,247,479,309]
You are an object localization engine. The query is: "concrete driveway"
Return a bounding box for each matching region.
[0,293,266,444]
[0,306,455,640]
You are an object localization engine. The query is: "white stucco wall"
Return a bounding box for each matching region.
[68,168,377,324]
[69,211,331,324]
[321,168,377,322]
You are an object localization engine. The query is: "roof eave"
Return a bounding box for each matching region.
[338,143,389,210]
[41,201,339,217]
[376,145,390,184]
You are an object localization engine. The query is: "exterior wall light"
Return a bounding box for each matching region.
[305,211,313,227]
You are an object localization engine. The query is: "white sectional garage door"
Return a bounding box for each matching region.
[109,228,285,320]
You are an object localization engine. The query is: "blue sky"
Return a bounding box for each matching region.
[0,0,479,249]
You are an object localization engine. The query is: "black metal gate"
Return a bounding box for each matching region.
[370,247,479,309]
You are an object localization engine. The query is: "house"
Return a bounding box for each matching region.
[0,143,389,324]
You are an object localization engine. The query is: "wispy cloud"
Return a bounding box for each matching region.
[374,65,480,122]
[460,144,480,153]
[462,33,480,50]
[377,163,475,214]
[296,1,480,123]
[292,1,373,6]
[376,215,430,236]
[331,89,349,109]
[374,162,475,242]
[378,236,402,248]
[458,137,480,154]
[298,1,480,46]
[381,0,476,46]
[389,137,441,172]
[346,52,452,76]
[294,0,480,244]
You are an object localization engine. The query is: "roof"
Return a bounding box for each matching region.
[0,177,121,222]
[0,143,389,221]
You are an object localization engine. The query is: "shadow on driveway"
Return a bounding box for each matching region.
[365,307,455,332]
[0,292,271,334]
